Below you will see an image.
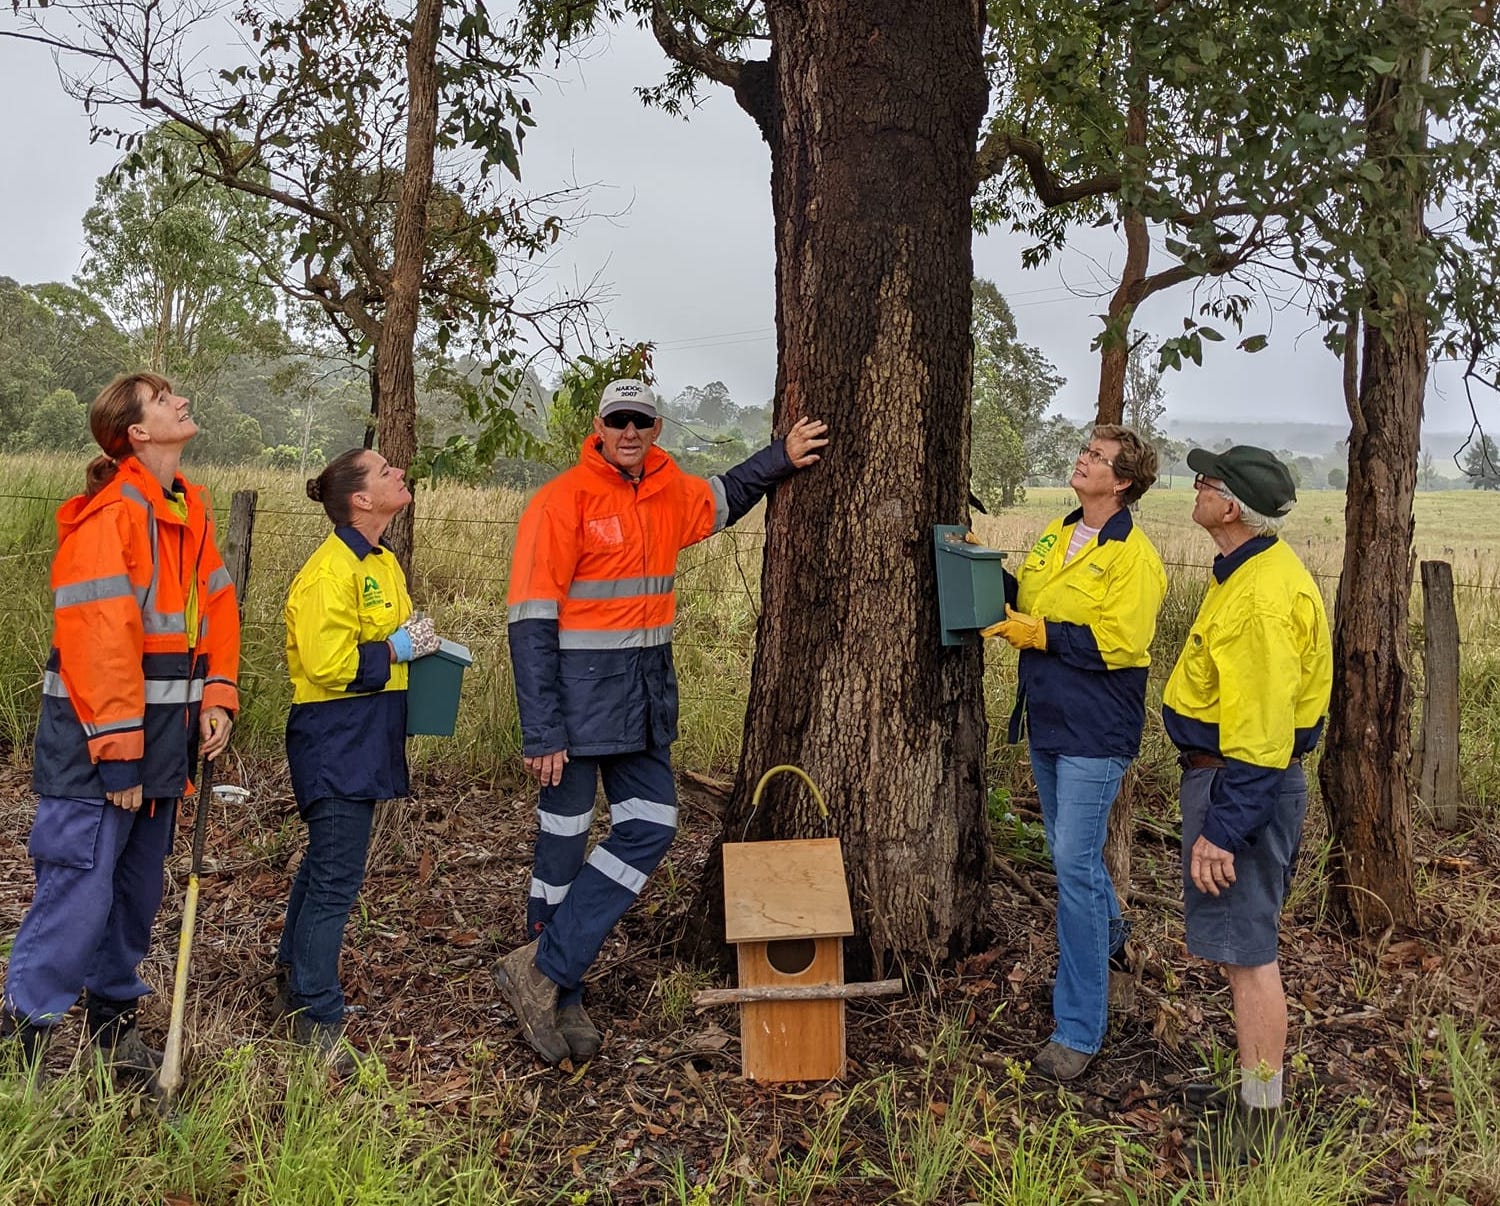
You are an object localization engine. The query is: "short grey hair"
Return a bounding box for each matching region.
[1210,480,1289,536]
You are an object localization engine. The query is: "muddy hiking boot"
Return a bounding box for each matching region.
[85,993,163,1086]
[1192,1100,1290,1168]
[557,1001,602,1062]
[271,963,294,1021]
[292,1014,359,1080]
[1,1010,52,1079]
[492,939,569,1066]
[1031,1041,1095,1083]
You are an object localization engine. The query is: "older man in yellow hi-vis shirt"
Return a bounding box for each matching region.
[1162,444,1331,1162]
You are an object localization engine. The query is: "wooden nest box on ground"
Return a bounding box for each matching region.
[697,767,903,1083]
[723,836,854,1081]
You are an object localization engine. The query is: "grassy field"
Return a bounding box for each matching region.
[2,455,1500,1204]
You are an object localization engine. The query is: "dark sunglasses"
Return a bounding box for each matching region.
[603,410,655,431]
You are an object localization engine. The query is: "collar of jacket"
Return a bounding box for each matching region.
[1212,533,1278,583]
[58,455,196,531]
[334,524,386,559]
[579,435,673,490]
[1061,504,1134,545]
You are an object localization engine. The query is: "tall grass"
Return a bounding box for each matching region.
[2,461,1498,802]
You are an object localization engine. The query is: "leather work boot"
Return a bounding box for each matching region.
[271,963,294,1021]
[1108,943,1139,1013]
[492,939,569,1066]
[292,1013,358,1079]
[1192,1100,1288,1168]
[1031,1040,1095,1083]
[557,1001,602,1062]
[1,1010,52,1079]
[85,994,163,1085]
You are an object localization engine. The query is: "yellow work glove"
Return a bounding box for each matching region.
[981,605,1048,651]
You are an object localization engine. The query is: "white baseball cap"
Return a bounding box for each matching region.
[597,378,658,420]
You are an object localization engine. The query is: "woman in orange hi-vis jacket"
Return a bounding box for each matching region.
[0,372,240,1083]
[492,378,828,1066]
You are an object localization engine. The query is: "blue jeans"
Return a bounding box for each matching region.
[4,795,175,1025]
[277,797,375,1025]
[1031,751,1130,1056]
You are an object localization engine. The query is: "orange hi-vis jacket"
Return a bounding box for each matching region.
[33,455,241,799]
[508,434,790,758]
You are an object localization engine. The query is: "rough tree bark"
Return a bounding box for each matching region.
[371,0,443,570]
[670,1,993,974]
[1318,8,1422,936]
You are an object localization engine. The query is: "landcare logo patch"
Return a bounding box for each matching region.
[362,575,384,607]
[1030,532,1058,561]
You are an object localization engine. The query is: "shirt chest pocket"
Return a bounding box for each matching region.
[584,514,626,552]
[1179,629,1218,700]
[358,598,398,643]
[1052,563,1109,621]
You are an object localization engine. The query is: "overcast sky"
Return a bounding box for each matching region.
[0,19,1484,435]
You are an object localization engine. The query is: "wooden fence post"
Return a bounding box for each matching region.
[1417,559,1461,830]
[223,490,257,617]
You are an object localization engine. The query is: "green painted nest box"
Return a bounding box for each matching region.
[933,525,1007,646]
[406,638,472,737]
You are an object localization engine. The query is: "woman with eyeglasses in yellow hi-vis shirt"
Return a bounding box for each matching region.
[984,423,1166,1083]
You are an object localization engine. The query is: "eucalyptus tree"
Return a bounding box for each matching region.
[5,0,589,561]
[78,123,288,395]
[521,0,993,970]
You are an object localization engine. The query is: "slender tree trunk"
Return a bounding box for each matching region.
[685,1,992,976]
[372,0,442,571]
[1319,9,1423,936]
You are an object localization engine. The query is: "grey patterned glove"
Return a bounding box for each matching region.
[403,614,441,659]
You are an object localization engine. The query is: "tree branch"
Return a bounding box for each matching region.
[649,0,774,137]
[974,126,1122,202]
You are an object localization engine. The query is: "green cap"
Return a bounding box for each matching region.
[1186,445,1297,517]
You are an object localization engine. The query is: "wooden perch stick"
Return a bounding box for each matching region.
[693,979,904,1009]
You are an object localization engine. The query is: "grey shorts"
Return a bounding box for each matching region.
[1181,764,1307,967]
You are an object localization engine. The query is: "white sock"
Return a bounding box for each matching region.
[1240,1066,1284,1110]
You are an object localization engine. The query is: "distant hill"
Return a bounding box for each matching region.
[1162,419,1474,463]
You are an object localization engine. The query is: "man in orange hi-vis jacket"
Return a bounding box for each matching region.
[493,378,828,1065]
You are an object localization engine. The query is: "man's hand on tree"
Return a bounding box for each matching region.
[784,417,829,468]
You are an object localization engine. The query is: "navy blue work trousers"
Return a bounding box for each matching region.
[527,746,678,997]
[3,795,176,1026]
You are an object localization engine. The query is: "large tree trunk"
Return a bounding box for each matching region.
[1318,10,1422,936]
[686,2,992,976]
[372,0,442,571]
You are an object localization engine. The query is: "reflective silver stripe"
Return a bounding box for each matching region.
[42,671,68,699]
[538,808,594,837]
[119,484,150,510]
[54,574,135,608]
[144,679,204,705]
[709,476,730,533]
[82,716,144,738]
[508,600,559,623]
[567,575,674,600]
[207,567,233,594]
[610,798,679,829]
[143,608,187,635]
[587,847,647,895]
[529,876,571,905]
[557,625,674,650]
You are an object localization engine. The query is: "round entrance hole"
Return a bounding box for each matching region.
[765,937,817,976]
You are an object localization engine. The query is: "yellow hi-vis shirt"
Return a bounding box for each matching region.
[286,528,413,705]
[1006,506,1166,757]
[1162,535,1332,851]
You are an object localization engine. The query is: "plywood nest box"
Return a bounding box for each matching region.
[700,766,903,1083]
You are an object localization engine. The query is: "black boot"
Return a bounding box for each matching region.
[1,1010,52,1076]
[85,993,163,1084]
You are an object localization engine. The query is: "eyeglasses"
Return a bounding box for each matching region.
[602,411,655,431]
[1194,473,1236,502]
[1078,444,1115,469]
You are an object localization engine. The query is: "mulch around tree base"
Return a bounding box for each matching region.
[0,757,1490,1201]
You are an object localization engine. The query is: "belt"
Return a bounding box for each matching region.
[1177,752,1301,771]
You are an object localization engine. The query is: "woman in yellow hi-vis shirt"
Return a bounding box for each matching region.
[987,424,1166,1083]
[278,448,439,1070]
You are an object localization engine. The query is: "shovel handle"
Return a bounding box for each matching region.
[159,754,215,1099]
